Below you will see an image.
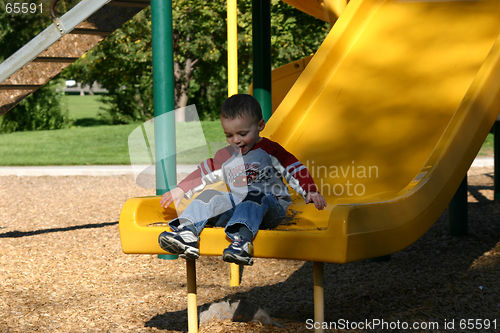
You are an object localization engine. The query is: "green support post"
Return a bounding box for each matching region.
[252,0,272,122]
[151,0,177,260]
[495,121,500,200]
[448,175,468,237]
[151,0,176,195]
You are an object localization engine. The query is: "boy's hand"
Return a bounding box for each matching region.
[305,191,327,210]
[160,187,185,209]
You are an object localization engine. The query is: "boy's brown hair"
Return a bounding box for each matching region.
[220,94,263,122]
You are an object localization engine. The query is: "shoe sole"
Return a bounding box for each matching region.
[179,247,200,260]
[159,234,200,260]
[222,252,254,266]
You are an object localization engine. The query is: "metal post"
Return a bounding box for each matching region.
[448,174,468,237]
[228,0,238,97]
[230,263,240,286]
[494,121,500,200]
[151,0,176,196]
[252,0,272,121]
[186,259,198,333]
[152,0,177,261]
[313,262,325,333]
[227,0,242,287]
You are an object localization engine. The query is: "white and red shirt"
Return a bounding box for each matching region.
[177,137,319,210]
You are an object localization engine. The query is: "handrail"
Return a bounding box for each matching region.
[50,0,61,19]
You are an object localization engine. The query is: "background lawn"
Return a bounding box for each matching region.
[0,95,226,166]
[479,133,494,156]
[66,95,109,127]
[0,95,495,165]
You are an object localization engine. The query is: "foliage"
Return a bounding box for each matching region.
[175,0,330,119]
[65,8,153,124]
[0,79,72,133]
[0,0,48,61]
[0,0,80,60]
[171,0,228,120]
[270,1,330,66]
[64,0,330,122]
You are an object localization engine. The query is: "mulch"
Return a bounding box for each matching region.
[0,166,499,332]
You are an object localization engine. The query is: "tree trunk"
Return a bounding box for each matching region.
[174,57,198,122]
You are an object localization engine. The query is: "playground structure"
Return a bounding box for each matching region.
[120,0,500,331]
[1,0,500,332]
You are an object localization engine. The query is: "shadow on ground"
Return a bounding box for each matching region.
[468,171,494,203]
[73,117,109,127]
[0,221,118,238]
[146,199,500,331]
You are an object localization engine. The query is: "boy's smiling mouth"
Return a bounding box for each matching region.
[237,145,246,153]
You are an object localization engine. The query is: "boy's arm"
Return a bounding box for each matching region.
[175,167,204,199]
[176,146,232,199]
[305,191,327,210]
[270,149,327,209]
[160,187,185,208]
[265,140,319,199]
[271,154,318,197]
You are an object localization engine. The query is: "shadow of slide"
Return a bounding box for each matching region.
[145,200,500,331]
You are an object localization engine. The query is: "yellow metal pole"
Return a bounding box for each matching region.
[227,0,241,287]
[230,263,240,286]
[186,259,198,333]
[313,262,324,333]
[227,0,238,97]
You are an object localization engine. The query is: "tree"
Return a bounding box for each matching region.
[172,0,228,121]
[64,0,330,122]
[181,0,330,120]
[64,7,153,124]
[0,0,51,61]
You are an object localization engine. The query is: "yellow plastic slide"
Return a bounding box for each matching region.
[119,0,500,263]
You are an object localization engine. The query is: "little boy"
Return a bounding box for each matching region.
[158,94,326,265]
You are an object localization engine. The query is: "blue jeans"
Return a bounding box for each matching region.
[169,189,287,240]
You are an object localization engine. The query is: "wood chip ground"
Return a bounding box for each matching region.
[0,167,499,332]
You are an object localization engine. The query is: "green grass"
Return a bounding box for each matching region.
[0,124,135,165]
[65,94,109,127]
[0,121,226,166]
[0,96,495,166]
[478,133,494,156]
[0,95,227,165]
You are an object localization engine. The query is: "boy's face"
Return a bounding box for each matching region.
[221,113,265,155]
